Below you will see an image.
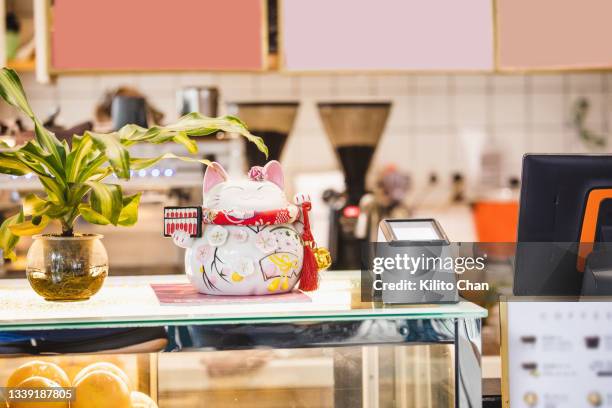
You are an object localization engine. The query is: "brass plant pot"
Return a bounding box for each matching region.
[26,234,108,301]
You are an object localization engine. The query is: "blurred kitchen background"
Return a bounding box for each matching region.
[3,1,612,402]
[1,0,611,280]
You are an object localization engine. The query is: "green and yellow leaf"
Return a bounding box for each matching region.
[18,141,66,183]
[0,68,35,117]
[172,131,198,154]
[0,211,24,260]
[85,181,123,225]
[0,68,65,164]
[87,131,131,179]
[8,215,50,236]
[22,193,50,216]
[118,193,141,226]
[39,176,65,205]
[77,204,111,225]
[0,152,30,175]
[129,153,211,171]
[66,134,94,182]
[118,112,268,157]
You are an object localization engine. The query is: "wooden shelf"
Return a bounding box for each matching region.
[7,58,35,72]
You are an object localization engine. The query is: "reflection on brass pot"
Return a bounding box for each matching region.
[25,234,108,301]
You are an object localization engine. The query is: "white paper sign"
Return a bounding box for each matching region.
[505,301,612,407]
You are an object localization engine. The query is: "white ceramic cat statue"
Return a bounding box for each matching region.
[172,161,313,295]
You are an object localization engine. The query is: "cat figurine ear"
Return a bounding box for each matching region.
[263,160,284,189]
[203,162,229,194]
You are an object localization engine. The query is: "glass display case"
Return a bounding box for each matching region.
[0,271,486,407]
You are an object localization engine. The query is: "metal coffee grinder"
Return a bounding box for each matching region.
[318,102,391,270]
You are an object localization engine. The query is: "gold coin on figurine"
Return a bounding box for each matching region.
[314,247,332,270]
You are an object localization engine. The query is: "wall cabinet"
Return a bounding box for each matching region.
[496,0,612,71]
[50,0,267,73]
[280,0,494,72]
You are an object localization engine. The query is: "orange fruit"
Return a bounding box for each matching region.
[73,362,131,389]
[62,355,124,381]
[130,391,158,408]
[72,370,131,408]
[6,361,70,388]
[8,376,68,408]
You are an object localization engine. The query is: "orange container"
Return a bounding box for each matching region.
[472,200,519,259]
[472,201,519,243]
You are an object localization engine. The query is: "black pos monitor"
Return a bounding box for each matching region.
[514,154,612,296]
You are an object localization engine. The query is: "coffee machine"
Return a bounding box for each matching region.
[318,102,391,270]
[111,95,148,130]
[227,102,299,167]
[177,86,219,117]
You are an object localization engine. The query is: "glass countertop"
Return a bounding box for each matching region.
[0,271,486,331]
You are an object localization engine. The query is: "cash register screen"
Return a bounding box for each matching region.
[389,220,441,241]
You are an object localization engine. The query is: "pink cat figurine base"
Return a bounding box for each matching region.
[172,161,310,295]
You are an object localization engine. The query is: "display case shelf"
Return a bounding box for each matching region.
[0,271,486,331]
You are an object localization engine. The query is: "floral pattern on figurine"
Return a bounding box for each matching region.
[230,257,255,282]
[195,245,213,264]
[231,229,248,243]
[255,230,278,254]
[207,225,228,247]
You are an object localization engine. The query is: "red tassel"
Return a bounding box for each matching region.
[299,202,319,291]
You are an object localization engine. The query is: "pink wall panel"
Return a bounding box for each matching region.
[497,0,612,69]
[281,0,493,71]
[52,0,265,71]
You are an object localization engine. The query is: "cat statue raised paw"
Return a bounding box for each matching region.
[171,160,329,295]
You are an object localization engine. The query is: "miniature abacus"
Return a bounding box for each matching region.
[163,206,202,238]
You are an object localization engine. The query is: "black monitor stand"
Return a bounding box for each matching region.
[582,249,612,295]
[582,198,612,295]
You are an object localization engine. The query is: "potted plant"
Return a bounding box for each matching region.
[0,68,267,301]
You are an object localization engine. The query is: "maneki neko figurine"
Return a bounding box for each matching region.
[166,160,331,295]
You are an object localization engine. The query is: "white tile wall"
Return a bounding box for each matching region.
[2,71,612,190]
[453,94,487,127]
[530,93,565,129]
